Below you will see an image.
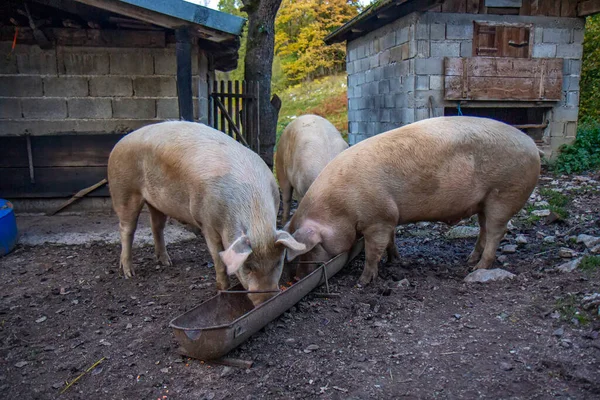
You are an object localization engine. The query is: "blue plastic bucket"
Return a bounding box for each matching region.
[0,199,18,256]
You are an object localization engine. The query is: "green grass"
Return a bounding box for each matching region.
[276,74,348,146]
[579,255,600,272]
[555,294,591,325]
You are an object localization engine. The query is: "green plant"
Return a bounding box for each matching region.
[579,255,600,272]
[553,121,600,174]
[555,294,590,325]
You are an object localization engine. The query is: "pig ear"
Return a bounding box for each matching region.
[285,227,321,262]
[219,235,252,275]
[275,230,306,253]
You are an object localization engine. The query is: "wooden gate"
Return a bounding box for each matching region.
[208,80,260,153]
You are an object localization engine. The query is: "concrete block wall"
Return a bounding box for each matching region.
[0,38,211,137]
[346,11,586,156]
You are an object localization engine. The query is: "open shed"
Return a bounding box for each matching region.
[0,0,244,207]
[325,0,600,157]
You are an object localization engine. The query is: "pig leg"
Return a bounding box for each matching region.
[147,203,172,267]
[386,230,400,264]
[280,179,294,225]
[204,229,230,290]
[358,224,395,286]
[472,208,509,270]
[467,212,486,266]
[114,194,144,278]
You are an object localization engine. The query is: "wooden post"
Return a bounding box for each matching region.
[175,27,193,122]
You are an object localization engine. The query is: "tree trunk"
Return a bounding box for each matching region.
[241,0,282,168]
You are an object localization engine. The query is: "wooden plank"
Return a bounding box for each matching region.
[445,57,563,101]
[484,0,522,7]
[47,178,108,216]
[561,0,578,16]
[220,80,225,133]
[0,167,110,198]
[578,0,600,16]
[445,76,562,101]
[0,137,28,168]
[467,0,481,13]
[51,28,166,48]
[0,135,123,168]
[519,0,531,15]
[445,57,562,78]
[227,80,233,137]
[442,0,467,12]
[234,80,240,141]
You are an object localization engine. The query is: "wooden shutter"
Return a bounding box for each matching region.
[473,22,532,58]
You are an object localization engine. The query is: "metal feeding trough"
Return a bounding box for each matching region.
[170,238,364,361]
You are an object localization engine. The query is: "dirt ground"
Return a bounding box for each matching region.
[1,171,600,400]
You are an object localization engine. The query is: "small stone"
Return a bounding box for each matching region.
[577,234,600,249]
[502,245,517,254]
[497,255,508,263]
[35,316,47,323]
[556,257,582,273]
[464,269,516,283]
[532,209,551,217]
[543,236,556,244]
[445,226,480,239]
[553,327,564,337]
[534,201,549,207]
[52,382,63,389]
[160,368,170,373]
[14,361,29,368]
[143,317,152,322]
[591,244,600,254]
[558,248,576,258]
[285,338,296,344]
[560,339,572,348]
[515,235,528,245]
[126,323,133,329]
[499,362,513,371]
[454,314,462,320]
[396,278,410,288]
[220,366,234,377]
[304,344,319,353]
[91,366,103,376]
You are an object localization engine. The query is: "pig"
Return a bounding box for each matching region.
[275,115,348,224]
[107,121,305,305]
[284,116,541,286]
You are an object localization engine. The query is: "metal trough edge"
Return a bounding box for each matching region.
[169,237,365,361]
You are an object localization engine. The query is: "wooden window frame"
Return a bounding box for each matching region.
[472,21,534,58]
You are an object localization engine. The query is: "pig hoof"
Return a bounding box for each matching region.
[467,253,480,266]
[357,271,377,287]
[157,253,172,267]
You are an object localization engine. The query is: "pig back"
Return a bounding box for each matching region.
[108,121,279,229]
[299,116,540,224]
[278,115,348,196]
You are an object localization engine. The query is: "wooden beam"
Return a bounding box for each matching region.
[46,179,108,216]
[578,0,600,16]
[176,28,193,122]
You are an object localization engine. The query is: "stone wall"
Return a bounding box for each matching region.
[0,37,211,137]
[345,11,585,156]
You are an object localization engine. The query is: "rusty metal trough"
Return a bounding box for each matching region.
[169,238,364,361]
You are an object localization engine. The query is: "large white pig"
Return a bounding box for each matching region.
[107,121,305,305]
[275,115,349,224]
[285,116,541,286]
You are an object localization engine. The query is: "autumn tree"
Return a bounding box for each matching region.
[275,0,360,83]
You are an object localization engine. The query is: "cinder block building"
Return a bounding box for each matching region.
[325,0,600,157]
[0,0,244,205]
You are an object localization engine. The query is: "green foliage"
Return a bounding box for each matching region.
[276,74,348,145]
[580,14,600,121]
[553,121,600,174]
[275,0,360,83]
[579,255,600,272]
[555,294,591,325]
